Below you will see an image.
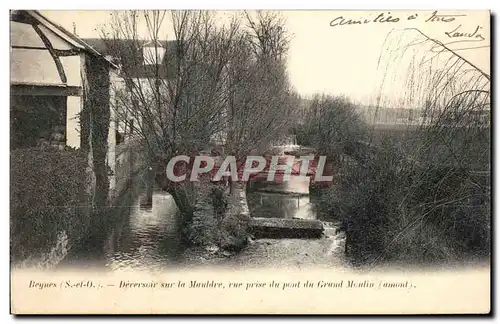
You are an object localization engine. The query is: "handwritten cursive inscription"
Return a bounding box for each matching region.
[425,11,467,23]
[444,25,485,41]
[328,10,488,50]
[330,12,400,27]
[329,11,472,28]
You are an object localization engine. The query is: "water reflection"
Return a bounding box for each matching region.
[247,176,318,220]
[104,191,184,271]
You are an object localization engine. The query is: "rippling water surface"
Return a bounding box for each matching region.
[104,191,184,271]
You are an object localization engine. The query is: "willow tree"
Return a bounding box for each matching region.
[223,11,298,184]
[100,10,298,221]
[339,27,491,265]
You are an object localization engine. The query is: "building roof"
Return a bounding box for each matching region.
[11,10,118,69]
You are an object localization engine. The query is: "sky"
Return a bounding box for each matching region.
[40,10,490,105]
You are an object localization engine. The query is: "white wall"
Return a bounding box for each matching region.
[11,49,62,85]
[10,20,81,86]
[66,96,81,149]
[107,71,119,191]
[60,56,82,87]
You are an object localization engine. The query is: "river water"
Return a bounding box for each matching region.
[59,189,186,272]
[59,170,343,271]
[246,176,318,220]
[103,191,185,271]
[223,175,346,270]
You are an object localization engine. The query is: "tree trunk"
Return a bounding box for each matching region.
[140,167,154,207]
[168,181,196,224]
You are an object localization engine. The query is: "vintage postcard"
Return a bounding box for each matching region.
[10,9,490,314]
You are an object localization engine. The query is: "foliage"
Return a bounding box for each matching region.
[10,148,89,262]
[210,184,229,221]
[186,208,218,247]
[326,133,490,266]
[316,28,491,267]
[295,94,368,165]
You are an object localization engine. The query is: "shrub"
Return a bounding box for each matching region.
[185,182,251,252]
[219,212,251,252]
[10,147,89,262]
[323,129,490,266]
[295,94,368,164]
[308,29,491,267]
[219,183,251,251]
[186,209,218,247]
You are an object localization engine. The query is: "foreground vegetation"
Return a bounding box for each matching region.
[298,29,490,267]
[10,148,89,264]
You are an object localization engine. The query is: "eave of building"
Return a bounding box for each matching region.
[10,45,81,57]
[11,82,83,96]
[15,10,118,70]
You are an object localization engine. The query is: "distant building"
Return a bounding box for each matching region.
[83,37,228,151]
[82,38,178,146]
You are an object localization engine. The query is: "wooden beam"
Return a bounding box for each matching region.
[11,45,47,50]
[31,23,68,83]
[11,84,82,96]
[11,45,80,56]
[54,48,80,56]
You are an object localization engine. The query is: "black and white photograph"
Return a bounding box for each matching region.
[9,9,491,314]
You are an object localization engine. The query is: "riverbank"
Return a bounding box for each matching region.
[143,178,348,271]
[52,170,349,272]
[184,175,348,270]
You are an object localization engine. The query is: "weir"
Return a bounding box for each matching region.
[250,217,324,239]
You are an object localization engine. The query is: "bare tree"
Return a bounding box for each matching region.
[100,10,299,220]
[225,11,297,159]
